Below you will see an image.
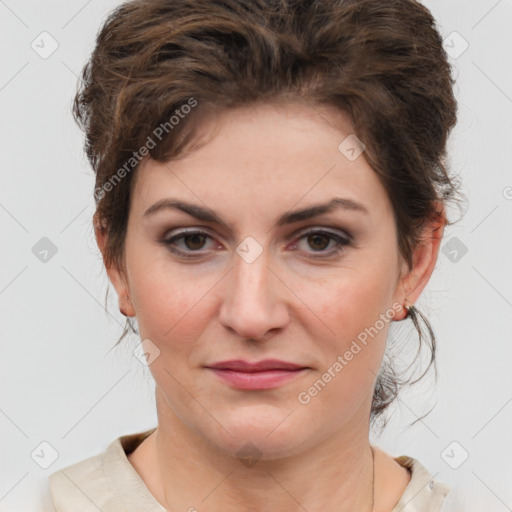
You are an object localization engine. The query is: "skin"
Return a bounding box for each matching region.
[96,100,445,512]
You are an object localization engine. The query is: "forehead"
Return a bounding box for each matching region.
[131,101,391,224]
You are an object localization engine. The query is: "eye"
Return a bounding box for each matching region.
[161,228,351,259]
[292,229,351,258]
[162,229,215,256]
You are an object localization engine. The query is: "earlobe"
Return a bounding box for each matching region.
[393,204,446,320]
[119,294,134,317]
[107,265,136,317]
[94,214,136,318]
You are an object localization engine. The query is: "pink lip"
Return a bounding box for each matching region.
[205,359,310,390]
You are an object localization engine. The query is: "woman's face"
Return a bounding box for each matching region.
[104,101,436,459]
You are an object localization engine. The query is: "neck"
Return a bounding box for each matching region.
[145,388,375,512]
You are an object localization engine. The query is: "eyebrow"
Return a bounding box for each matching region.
[143,197,369,226]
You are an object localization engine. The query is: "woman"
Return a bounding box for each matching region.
[48,0,461,510]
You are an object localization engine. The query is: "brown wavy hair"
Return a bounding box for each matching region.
[73,0,461,425]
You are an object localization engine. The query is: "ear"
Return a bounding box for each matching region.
[393,202,446,320]
[94,214,136,317]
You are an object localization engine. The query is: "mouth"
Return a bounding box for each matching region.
[204,359,311,390]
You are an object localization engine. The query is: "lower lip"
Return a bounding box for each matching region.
[207,368,308,390]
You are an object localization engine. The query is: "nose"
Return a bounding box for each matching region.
[218,249,290,341]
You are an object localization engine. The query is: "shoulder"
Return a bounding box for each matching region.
[48,442,120,512]
[48,428,160,512]
[48,449,112,511]
[391,455,451,512]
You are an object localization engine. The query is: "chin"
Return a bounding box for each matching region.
[203,408,316,462]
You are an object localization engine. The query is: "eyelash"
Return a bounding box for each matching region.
[161,228,351,259]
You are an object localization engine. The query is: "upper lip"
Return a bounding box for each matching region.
[205,359,309,372]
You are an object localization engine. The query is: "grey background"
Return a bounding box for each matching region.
[1,0,511,510]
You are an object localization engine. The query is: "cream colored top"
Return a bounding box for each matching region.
[47,428,450,512]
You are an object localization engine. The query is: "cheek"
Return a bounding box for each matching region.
[128,258,214,352]
[295,258,397,402]
[296,290,392,424]
[305,263,397,347]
